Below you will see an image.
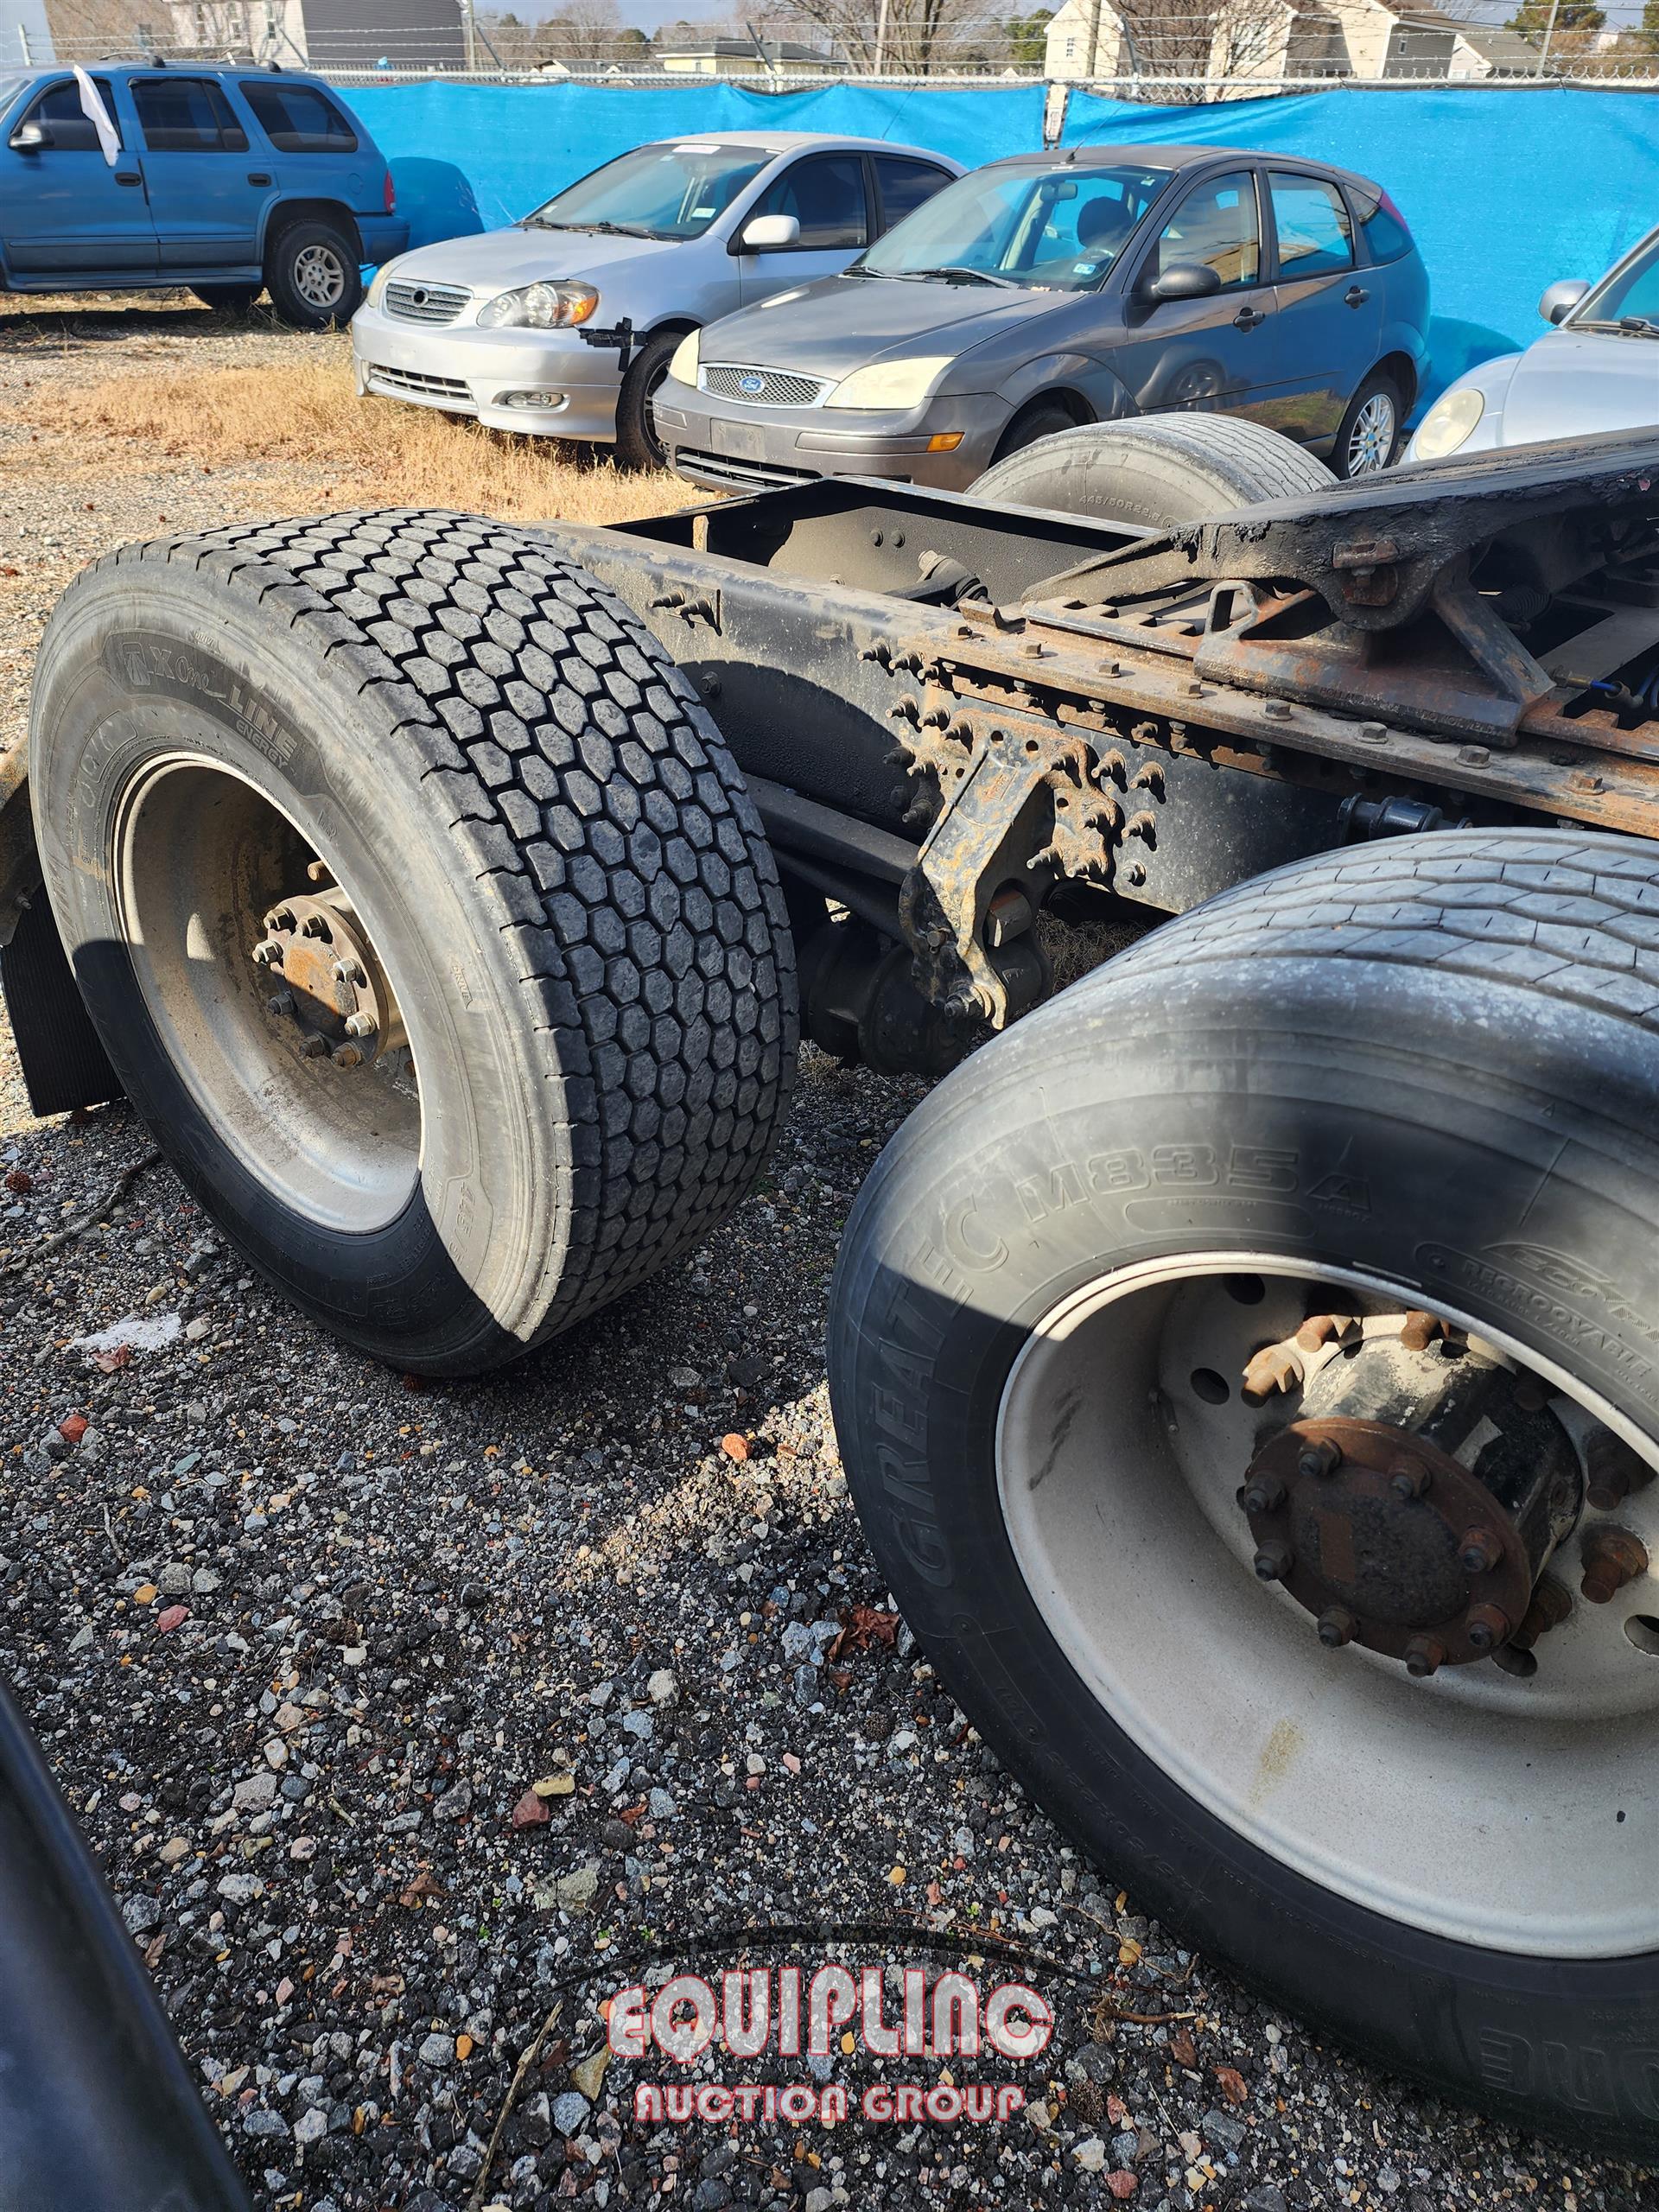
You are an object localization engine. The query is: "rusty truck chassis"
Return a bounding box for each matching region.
[5,428,1659,1091]
[365,423,1659,1072]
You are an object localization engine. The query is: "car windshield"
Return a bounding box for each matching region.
[1571,229,1659,334]
[522,143,769,242]
[852,162,1171,291]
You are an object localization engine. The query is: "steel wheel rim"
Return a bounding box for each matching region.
[1346,391,1395,475]
[295,244,346,309]
[111,754,423,1236]
[995,1252,1659,1956]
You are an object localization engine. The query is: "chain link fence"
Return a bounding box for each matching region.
[15,3,1659,91]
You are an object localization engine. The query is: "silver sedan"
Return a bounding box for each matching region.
[1408,222,1659,462]
[349,131,959,468]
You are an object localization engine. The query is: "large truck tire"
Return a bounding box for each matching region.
[830,830,1659,2158]
[29,509,797,1374]
[970,412,1335,529]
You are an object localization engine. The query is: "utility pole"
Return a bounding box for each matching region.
[460,0,478,72]
[874,0,889,75]
[1537,0,1562,73]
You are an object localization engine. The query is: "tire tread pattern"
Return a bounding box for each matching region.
[1118,830,1659,1031]
[82,509,797,1351]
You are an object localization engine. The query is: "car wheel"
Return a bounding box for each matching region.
[264,219,363,331]
[971,412,1333,529]
[989,399,1082,465]
[29,511,797,1374]
[830,829,1659,2158]
[1335,371,1402,478]
[191,283,262,314]
[614,329,683,473]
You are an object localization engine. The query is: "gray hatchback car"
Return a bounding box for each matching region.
[655,143,1429,493]
[351,131,959,468]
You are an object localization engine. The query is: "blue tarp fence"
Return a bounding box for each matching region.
[347,82,1659,404]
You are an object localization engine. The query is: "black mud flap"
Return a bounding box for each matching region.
[0,1679,248,2209]
[0,890,122,1119]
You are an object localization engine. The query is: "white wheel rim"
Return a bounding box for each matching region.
[295,244,346,309]
[1346,391,1395,475]
[996,1254,1659,1956]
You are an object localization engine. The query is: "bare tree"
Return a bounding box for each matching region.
[771,0,995,73]
[531,0,622,68]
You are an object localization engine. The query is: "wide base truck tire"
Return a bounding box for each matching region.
[29,509,797,1375]
[830,830,1659,2159]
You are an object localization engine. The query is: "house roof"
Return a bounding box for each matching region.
[654,37,841,63]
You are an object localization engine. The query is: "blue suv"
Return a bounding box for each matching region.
[0,63,407,327]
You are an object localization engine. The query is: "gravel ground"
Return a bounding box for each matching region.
[1,299,1655,2212]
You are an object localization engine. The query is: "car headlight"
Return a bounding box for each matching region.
[825,356,953,411]
[1412,385,1484,461]
[475,280,599,332]
[365,263,394,311]
[669,328,700,385]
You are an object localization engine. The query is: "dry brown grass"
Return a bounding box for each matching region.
[35,349,698,526]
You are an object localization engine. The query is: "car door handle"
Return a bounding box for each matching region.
[247,172,271,186]
[114,172,142,188]
[1344,285,1370,308]
[1232,306,1266,330]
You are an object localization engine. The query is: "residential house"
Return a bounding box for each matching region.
[1045,0,1538,85]
[652,35,843,78]
[160,0,463,69]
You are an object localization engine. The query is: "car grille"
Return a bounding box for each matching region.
[675,448,817,492]
[701,365,830,408]
[366,364,474,405]
[384,280,471,326]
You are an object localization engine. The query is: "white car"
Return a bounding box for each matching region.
[1408,221,1659,462]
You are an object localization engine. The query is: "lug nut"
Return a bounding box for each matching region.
[1241,1471,1287,1516]
[266,991,296,1020]
[1580,1525,1649,1605]
[1510,1573,1573,1650]
[296,1034,327,1060]
[343,1011,377,1039]
[1317,1606,1357,1649]
[1253,1541,1294,1582]
[1403,1635,1446,1679]
[1465,1603,1511,1653]
[1296,1438,1342,1482]
[252,940,283,968]
[1585,1427,1655,1514]
[331,1043,364,1069]
[1459,1526,1504,1576]
[1389,1456,1431,1500]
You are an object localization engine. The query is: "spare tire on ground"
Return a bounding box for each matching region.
[970,412,1336,530]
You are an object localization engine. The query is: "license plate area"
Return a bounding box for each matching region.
[709,418,766,462]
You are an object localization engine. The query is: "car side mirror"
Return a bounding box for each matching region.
[9,120,45,151]
[1147,262,1221,303]
[736,213,801,254]
[1538,278,1590,326]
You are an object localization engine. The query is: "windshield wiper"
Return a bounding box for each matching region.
[903,265,1019,288]
[1573,315,1659,338]
[521,218,664,238]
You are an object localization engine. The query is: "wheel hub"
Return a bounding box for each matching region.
[251,883,403,1067]
[1239,1325,1583,1675]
